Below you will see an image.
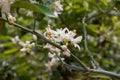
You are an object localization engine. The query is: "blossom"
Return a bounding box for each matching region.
[44,43,61,53]
[53,1,63,11]
[29,0,37,3]
[44,26,82,50]
[44,25,82,69]
[53,11,60,17]
[0,44,3,48]
[11,36,35,56]
[70,36,82,50]
[45,52,64,71]
[61,45,71,57]
[44,25,82,51]
[7,13,16,23]
[11,36,20,44]
[19,41,35,51]
[48,52,60,64]
[19,41,35,56]
[52,1,63,17]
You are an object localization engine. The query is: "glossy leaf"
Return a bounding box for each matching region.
[11,1,55,17]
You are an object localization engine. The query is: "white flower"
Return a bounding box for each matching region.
[44,43,61,53]
[29,0,37,3]
[19,40,35,54]
[45,52,65,71]
[11,36,20,44]
[68,30,76,37]
[61,45,71,57]
[19,41,25,46]
[7,13,16,23]
[31,43,35,47]
[9,0,15,4]
[53,1,63,11]
[53,28,69,43]
[0,44,3,48]
[53,1,63,18]
[70,36,82,50]
[11,36,35,56]
[53,11,59,17]
[44,26,82,56]
[20,47,27,53]
[48,52,59,61]
[44,25,56,39]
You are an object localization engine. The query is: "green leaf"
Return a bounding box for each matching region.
[3,48,18,55]
[11,1,55,17]
[34,3,55,17]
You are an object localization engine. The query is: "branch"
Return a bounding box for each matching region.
[82,17,100,69]
[64,63,120,79]
[0,17,88,70]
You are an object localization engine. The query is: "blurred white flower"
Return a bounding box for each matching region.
[61,45,71,57]
[7,13,16,23]
[0,44,3,48]
[11,36,35,56]
[20,47,27,53]
[19,41,35,56]
[53,1,63,11]
[52,1,63,17]
[53,11,60,17]
[45,52,64,71]
[48,52,59,62]
[33,34,37,41]
[11,35,20,44]
[44,43,61,53]
[29,0,37,3]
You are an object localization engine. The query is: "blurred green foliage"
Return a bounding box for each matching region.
[0,0,120,80]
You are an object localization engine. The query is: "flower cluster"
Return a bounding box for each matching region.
[11,36,35,56]
[44,25,82,70]
[52,1,63,17]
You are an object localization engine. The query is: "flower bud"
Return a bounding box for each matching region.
[7,13,16,23]
[33,34,37,41]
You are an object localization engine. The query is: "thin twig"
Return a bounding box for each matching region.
[82,17,100,69]
[69,52,88,70]
[33,19,36,31]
